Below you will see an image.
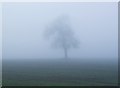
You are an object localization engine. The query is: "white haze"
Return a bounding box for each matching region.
[0,3,2,87]
[2,2,118,61]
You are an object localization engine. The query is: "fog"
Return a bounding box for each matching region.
[0,3,2,87]
[3,2,118,61]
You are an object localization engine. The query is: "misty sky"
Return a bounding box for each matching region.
[0,4,2,57]
[3,2,118,60]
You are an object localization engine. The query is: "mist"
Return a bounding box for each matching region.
[2,2,118,86]
[3,2,118,61]
[0,3,2,87]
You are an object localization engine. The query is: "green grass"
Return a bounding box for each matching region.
[2,59,118,86]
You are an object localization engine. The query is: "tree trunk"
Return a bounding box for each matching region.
[64,48,68,59]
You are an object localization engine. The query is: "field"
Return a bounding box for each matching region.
[3,59,118,86]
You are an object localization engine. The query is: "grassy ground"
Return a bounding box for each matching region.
[2,59,118,86]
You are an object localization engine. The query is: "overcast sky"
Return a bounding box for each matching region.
[2,2,118,61]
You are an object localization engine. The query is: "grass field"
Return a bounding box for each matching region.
[2,59,118,86]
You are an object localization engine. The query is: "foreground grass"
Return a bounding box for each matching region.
[3,59,118,86]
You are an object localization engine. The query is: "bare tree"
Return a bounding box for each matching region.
[44,15,79,59]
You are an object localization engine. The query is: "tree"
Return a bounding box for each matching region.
[44,15,79,59]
